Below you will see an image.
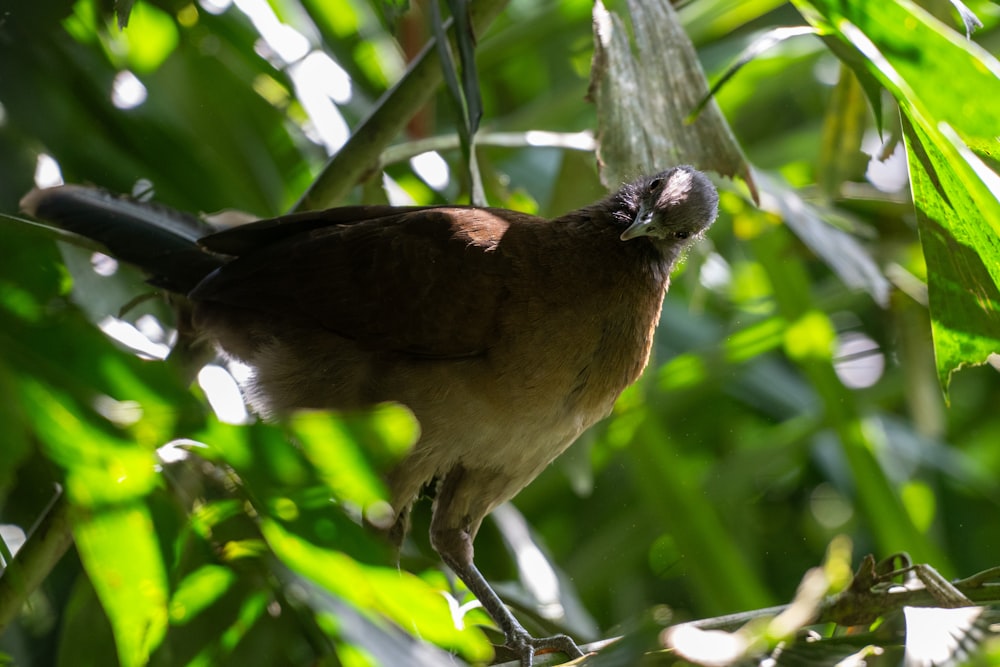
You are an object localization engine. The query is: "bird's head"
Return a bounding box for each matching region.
[619,166,719,244]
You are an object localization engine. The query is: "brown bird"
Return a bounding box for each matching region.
[21,165,719,666]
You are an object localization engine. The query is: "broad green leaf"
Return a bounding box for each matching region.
[15,379,168,664]
[289,404,418,512]
[73,503,169,667]
[169,565,238,625]
[261,519,493,662]
[903,114,1000,390]
[17,379,160,506]
[793,0,1000,388]
[102,1,179,73]
[794,0,1000,143]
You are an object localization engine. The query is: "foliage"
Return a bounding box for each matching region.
[1,0,999,666]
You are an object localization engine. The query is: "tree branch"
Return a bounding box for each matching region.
[0,491,74,634]
[291,0,510,212]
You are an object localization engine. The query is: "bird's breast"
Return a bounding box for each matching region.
[492,269,666,429]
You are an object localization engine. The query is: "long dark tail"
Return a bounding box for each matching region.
[20,186,226,294]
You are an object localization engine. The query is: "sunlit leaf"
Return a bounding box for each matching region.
[290,412,390,510]
[169,565,238,625]
[784,311,836,362]
[903,115,1000,391]
[261,519,493,662]
[18,379,160,505]
[793,0,1000,387]
[105,1,178,73]
[73,503,168,667]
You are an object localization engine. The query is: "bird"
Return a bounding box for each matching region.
[21,165,719,666]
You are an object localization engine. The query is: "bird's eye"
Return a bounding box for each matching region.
[648,178,662,193]
[675,231,690,239]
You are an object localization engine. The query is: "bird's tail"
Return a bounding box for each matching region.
[20,185,226,294]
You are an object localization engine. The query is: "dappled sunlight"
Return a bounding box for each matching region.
[98,315,171,360]
[198,364,251,425]
[382,172,418,205]
[33,153,63,188]
[228,0,352,154]
[89,252,118,277]
[156,438,207,465]
[0,524,27,562]
[111,70,147,109]
[410,151,451,191]
[198,0,231,15]
[809,483,854,529]
[234,0,309,64]
[93,395,144,428]
[492,503,565,621]
[863,130,908,193]
[289,52,351,153]
[834,331,885,389]
[699,251,732,291]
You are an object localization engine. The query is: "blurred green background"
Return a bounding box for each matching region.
[1,0,999,665]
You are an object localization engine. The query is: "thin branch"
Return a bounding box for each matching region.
[493,637,620,667]
[673,559,1000,636]
[492,560,1000,665]
[291,0,510,212]
[378,130,596,168]
[0,491,75,634]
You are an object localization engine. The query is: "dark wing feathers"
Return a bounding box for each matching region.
[199,205,444,255]
[191,208,519,358]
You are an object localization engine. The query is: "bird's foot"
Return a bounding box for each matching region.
[506,628,584,667]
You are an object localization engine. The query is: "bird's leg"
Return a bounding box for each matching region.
[430,469,584,667]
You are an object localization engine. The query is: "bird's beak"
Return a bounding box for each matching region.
[620,205,653,241]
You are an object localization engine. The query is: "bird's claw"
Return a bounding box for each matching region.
[509,630,584,667]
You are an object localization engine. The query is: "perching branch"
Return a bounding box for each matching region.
[493,554,1000,666]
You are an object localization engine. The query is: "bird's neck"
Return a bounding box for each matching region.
[577,191,680,283]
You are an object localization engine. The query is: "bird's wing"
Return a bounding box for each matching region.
[199,205,438,256]
[190,207,523,359]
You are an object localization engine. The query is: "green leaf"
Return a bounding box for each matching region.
[903,114,1000,392]
[289,404,418,512]
[105,1,179,73]
[783,310,836,363]
[817,65,870,198]
[261,519,493,662]
[73,503,169,667]
[794,0,1000,389]
[169,565,238,626]
[14,378,168,664]
[18,379,160,505]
